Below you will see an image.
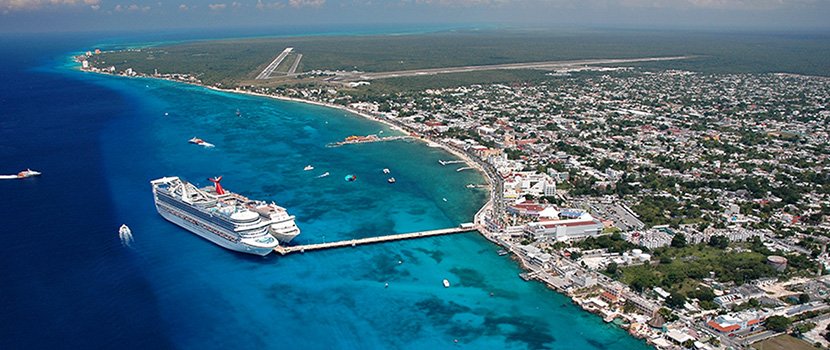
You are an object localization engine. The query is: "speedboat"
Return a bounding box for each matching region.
[344,174,357,182]
[316,172,330,178]
[118,224,133,247]
[188,137,215,148]
[443,279,450,288]
[304,165,314,171]
[17,169,41,178]
[387,177,396,184]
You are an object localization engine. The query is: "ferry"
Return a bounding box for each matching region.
[151,176,300,256]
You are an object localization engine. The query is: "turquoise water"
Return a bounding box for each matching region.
[0,32,649,348]
[90,74,649,349]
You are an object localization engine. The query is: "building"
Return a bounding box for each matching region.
[706,311,767,333]
[767,255,788,272]
[525,213,603,241]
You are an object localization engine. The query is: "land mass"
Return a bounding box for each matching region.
[79,28,830,350]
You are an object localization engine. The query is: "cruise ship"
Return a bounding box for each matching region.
[150,176,301,256]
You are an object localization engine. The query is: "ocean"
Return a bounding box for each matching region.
[0,30,650,349]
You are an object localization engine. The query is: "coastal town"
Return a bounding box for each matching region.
[81,51,830,350]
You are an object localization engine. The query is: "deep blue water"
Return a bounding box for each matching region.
[0,31,650,349]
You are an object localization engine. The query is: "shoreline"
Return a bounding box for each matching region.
[75,63,655,348]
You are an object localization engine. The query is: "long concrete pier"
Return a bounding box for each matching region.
[274,225,479,255]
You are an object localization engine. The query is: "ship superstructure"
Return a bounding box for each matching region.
[150,176,300,256]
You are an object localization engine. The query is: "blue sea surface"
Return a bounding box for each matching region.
[0,31,650,349]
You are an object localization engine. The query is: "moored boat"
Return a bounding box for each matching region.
[150,176,300,256]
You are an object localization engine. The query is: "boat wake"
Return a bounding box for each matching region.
[119,224,134,247]
[0,175,19,180]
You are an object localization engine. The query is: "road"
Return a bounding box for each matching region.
[355,56,692,80]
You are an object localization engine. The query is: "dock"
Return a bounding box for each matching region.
[327,135,413,147]
[438,160,465,166]
[274,225,479,255]
[456,166,474,172]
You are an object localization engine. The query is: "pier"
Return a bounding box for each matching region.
[438,160,465,166]
[274,225,479,255]
[456,166,474,172]
[327,135,413,147]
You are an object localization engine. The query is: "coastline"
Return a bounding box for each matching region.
[74,63,655,348]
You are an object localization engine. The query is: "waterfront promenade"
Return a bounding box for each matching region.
[274,225,479,255]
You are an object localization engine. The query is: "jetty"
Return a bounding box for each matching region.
[456,166,474,172]
[327,135,413,147]
[274,225,479,255]
[438,160,465,166]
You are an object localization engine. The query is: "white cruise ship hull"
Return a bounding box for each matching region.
[156,204,275,256]
[271,229,300,244]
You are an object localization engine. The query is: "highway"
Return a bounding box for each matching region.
[356,56,692,80]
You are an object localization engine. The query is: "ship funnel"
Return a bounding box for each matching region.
[209,176,225,195]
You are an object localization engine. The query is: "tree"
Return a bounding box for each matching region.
[666,292,687,309]
[794,322,815,335]
[799,293,810,304]
[605,262,619,276]
[764,315,792,332]
[671,233,687,248]
[708,235,729,249]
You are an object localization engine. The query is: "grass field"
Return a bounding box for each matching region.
[90,29,830,87]
[752,335,816,350]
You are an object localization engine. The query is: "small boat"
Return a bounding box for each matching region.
[387,177,396,184]
[442,198,448,202]
[235,109,241,117]
[384,283,389,288]
[466,184,476,189]
[497,249,508,256]
[382,168,391,174]
[344,174,357,182]
[188,137,215,148]
[304,165,314,171]
[443,279,450,288]
[17,169,41,178]
[118,224,133,247]
[316,172,330,178]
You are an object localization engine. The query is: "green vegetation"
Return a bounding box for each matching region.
[752,335,816,350]
[91,29,830,88]
[620,244,777,293]
[764,315,792,332]
[574,233,640,254]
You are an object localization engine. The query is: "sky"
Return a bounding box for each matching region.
[0,0,829,33]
